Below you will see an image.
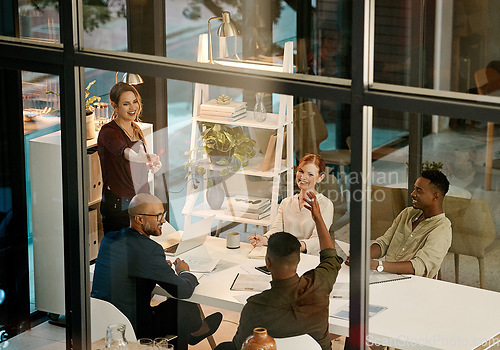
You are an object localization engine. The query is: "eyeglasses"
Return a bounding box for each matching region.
[139,211,166,221]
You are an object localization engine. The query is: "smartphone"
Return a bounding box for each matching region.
[255,265,271,275]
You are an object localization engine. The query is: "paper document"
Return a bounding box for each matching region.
[331,304,387,320]
[248,246,267,259]
[369,271,411,285]
[230,273,271,292]
[169,256,220,273]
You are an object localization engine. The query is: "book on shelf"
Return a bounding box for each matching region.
[226,195,271,212]
[198,110,246,122]
[224,207,271,220]
[199,109,246,118]
[201,99,247,113]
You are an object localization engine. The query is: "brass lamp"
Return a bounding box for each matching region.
[208,11,240,63]
[114,72,144,85]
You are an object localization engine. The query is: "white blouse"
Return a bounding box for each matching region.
[263,193,334,255]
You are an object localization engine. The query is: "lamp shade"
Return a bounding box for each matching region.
[217,11,240,37]
[121,73,144,85]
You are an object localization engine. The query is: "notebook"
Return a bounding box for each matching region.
[161,216,215,256]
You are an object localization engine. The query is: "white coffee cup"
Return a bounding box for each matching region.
[226,232,240,249]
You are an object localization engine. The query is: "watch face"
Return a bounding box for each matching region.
[377,264,384,272]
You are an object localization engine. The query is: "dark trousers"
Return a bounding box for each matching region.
[147,299,202,350]
[100,189,131,233]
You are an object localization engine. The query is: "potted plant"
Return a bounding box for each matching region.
[84,80,101,139]
[184,122,257,209]
[47,80,101,139]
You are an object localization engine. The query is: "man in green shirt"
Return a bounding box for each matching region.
[215,191,343,350]
[348,170,452,278]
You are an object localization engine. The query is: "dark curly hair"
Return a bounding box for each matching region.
[421,170,449,196]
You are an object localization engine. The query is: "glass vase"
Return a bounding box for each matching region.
[105,323,128,349]
[253,92,267,122]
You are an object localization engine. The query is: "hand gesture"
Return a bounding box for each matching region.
[249,235,268,247]
[174,258,190,274]
[304,191,321,221]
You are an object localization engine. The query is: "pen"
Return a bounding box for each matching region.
[332,296,343,298]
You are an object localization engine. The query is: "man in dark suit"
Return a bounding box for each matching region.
[91,193,221,349]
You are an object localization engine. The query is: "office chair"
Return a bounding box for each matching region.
[370,185,407,240]
[293,101,351,194]
[90,297,137,343]
[443,197,496,289]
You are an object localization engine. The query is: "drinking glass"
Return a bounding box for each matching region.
[137,338,154,348]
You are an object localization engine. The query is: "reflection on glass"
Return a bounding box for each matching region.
[80,1,352,78]
[19,0,60,42]
[22,71,61,314]
[371,108,499,293]
[374,0,500,101]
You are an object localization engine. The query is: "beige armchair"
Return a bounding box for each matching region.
[370,185,407,240]
[443,197,496,288]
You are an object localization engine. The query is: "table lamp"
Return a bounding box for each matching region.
[208,11,240,64]
[114,72,144,85]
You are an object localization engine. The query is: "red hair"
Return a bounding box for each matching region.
[297,154,325,175]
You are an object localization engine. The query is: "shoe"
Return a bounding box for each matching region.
[188,312,223,345]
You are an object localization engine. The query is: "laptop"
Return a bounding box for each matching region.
[162,216,215,256]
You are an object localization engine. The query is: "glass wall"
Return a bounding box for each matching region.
[374,0,500,103]
[18,0,60,42]
[3,0,500,349]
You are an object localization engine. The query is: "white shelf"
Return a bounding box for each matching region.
[194,112,289,130]
[184,202,274,226]
[190,156,289,178]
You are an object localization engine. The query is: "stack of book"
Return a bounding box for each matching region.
[225,195,271,220]
[199,99,247,122]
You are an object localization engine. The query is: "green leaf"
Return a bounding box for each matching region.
[197,167,206,176]
[219,169,228,176]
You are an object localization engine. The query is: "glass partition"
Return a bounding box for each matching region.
[81,1,352,79]
[374,0,500,102]
[23,71,63,323]
[83,67,352,345]
[18,0,60,42]
[369,108,500,349]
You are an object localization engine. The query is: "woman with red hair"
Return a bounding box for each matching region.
[249,154,334,255]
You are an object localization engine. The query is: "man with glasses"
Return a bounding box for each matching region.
[91,193,222,350]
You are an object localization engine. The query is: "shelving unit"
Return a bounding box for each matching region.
[29,122,153,316]
[183,34,294,231]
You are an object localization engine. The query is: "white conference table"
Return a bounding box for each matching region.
[153,235,500,350]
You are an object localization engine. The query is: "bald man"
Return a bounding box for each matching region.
[91,193,221,350]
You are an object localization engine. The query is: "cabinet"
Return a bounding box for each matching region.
[182,34,294,231]
[29,122,153,315]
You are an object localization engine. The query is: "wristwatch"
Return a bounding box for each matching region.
[377,261,384,272]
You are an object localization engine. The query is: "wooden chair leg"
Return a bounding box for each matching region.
[197,304,217,350]
[478,257,485,289]
[454,254,459,284]
[215,220,223,237]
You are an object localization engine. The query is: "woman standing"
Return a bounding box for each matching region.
[98,82,162,233]
[249,154,334,255]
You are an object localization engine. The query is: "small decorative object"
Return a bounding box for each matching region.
[243,327,276,350]
[253,92,267,122]
[206,177,225,210]
[105,323,128,349]
[216,94,232,105]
